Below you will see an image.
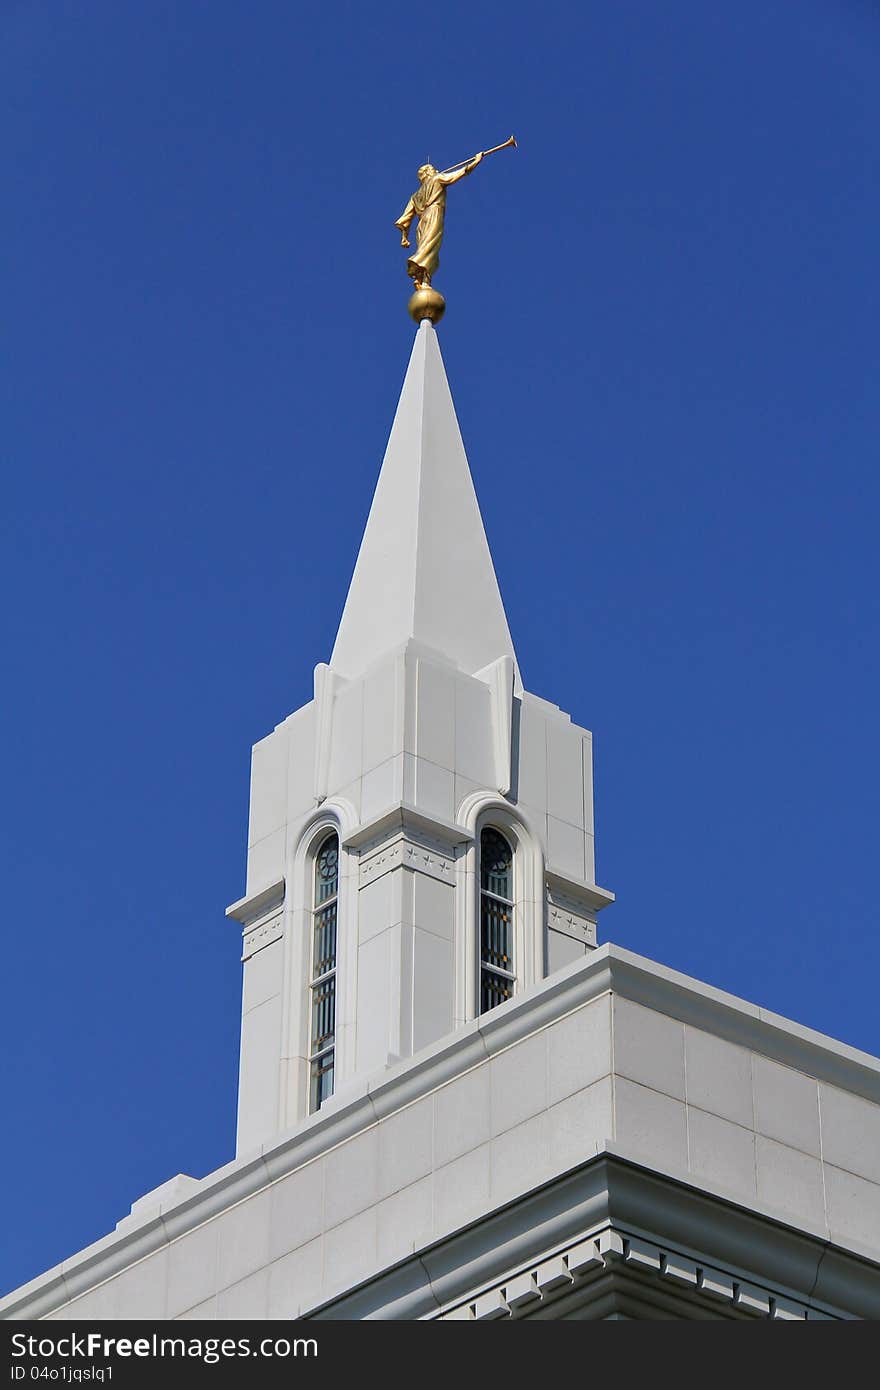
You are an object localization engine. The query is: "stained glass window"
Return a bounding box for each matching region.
[479,827,515,1014]
[309,832,338,1112]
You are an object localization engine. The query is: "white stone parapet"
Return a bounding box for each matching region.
[4,944,880,1321]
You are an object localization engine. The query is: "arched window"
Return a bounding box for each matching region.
[309,831,339,1112]
[479,827,515,1013]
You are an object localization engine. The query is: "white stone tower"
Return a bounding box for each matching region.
[226,320,613,1156]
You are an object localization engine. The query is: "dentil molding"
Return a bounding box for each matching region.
[434,1222,836,1321]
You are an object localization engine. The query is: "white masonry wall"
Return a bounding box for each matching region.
[6,945,880,1321]
[243,649,596,894]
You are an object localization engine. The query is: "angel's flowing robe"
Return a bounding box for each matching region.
[396,174,450,285]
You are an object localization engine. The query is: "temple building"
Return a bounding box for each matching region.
[4,322,880,1320]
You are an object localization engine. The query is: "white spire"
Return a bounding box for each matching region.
[330,321,520,684]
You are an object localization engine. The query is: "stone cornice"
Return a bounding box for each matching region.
[545,867,615,914]
[311,1152,878,1321]
[343,802,471,853]
[224,878,285,927]
[224,878,285,960]
[435,1223,833,1320]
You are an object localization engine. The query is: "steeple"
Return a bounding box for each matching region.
[226,319,610,1157]
[330,320,520,687]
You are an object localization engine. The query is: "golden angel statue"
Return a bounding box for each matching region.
[395,137,516,323]
[395,155,484,291]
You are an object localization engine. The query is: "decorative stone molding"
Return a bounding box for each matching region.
[241,912,283,961]
[546,884,597,949]
[345,802,470,854]
[545,866,615,917]
[312,662,336,805]
[359,830,456,888]
[225,878,285,961]
[477,653,515,796]
[434,1223,835,1321]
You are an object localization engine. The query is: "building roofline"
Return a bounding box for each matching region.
[4,942,878,1319]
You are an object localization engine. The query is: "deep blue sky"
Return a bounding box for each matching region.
[2,0,878,1295]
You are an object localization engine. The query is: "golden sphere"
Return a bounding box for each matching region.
[408,286,446,325]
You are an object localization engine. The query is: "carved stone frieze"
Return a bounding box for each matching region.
[546,882,597,947]
[241,910,284,961]
[359,830,456,888]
